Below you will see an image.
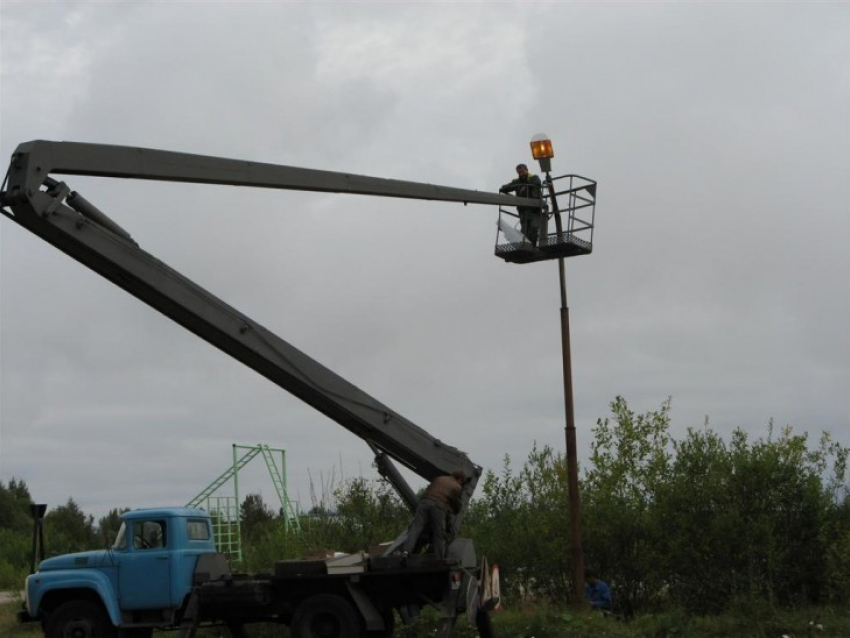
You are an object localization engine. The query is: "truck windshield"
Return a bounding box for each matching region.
[113,522,128,550]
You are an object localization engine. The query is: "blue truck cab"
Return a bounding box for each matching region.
[21,507,222,636]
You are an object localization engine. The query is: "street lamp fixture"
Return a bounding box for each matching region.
[530,133,554,173]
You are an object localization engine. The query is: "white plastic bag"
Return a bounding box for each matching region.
[497,218,526,244]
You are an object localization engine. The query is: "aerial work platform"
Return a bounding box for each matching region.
[495,174,597,264]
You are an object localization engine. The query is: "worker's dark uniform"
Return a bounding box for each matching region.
[500,173,543,244]
[402,475,463,559]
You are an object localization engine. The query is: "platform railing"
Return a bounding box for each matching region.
[495,174,597,264]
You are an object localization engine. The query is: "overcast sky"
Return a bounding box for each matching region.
[1,2,848,523]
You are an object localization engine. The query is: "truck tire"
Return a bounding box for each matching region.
[45,600,117,638]
[291,594,362,638]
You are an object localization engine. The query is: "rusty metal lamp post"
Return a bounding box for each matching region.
[530,133,586,607]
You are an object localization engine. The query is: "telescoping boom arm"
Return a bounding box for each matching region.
[1,141,540,521]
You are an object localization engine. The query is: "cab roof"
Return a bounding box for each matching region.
[120,507,208,520]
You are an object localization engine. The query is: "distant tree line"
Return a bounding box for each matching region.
[2,396,848,618]
[0,480,128,588]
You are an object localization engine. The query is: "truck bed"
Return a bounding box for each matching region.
[193,553,463,622]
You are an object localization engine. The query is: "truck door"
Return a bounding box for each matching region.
[118,519,172,610]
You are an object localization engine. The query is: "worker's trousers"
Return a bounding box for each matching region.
[518,208,541,245]
[403,497,449,558]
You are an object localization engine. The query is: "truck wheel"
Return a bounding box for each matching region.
[45,600,117,638]
[292,594,362,638]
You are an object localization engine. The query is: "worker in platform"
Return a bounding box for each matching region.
[500,163,543,245]
[402,470,465,559]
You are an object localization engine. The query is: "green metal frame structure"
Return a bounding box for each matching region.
[186,443,301,563]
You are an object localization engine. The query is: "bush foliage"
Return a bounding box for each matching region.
[466,397,849,616]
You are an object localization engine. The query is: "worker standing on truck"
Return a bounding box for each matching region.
[500,163,543,245]
[402,470,466,559]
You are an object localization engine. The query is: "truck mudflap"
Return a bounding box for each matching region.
[464,558,501,623]
[16,608,35,624]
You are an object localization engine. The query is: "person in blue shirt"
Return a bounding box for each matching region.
[584,568,612,612]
